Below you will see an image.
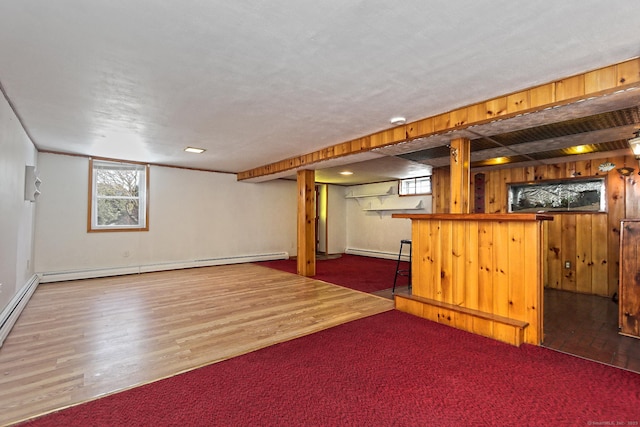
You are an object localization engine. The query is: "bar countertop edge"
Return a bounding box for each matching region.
[391,213,554,221]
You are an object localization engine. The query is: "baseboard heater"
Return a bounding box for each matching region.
[39,252,289,283]
[345,248,409,262]
[0,274,39,348]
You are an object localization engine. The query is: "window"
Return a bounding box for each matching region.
[507,177,606,213]
[399,176,432,196]
[88,159,149,232]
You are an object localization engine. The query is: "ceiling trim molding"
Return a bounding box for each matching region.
[237,57,640,182]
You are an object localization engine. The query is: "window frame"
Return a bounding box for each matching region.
[87,158,150,232]
[398,176,432,196]
[507,176,607,213]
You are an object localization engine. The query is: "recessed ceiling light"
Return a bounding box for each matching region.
[339,171,354,176]
[573,145,589,153]
[184,147,206,154]
[487,157,509,165]
[390,117,406,125]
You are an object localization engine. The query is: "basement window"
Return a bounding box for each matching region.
[399,176,432,196]
[88,159,149,232]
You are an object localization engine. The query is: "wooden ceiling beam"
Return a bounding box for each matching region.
[237,57,640,181]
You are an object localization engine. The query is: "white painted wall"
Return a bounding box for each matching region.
[34,153,298,280]
[345,181,432,259]
[0,92,38,314]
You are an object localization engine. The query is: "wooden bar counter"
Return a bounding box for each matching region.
[392,213,552,346]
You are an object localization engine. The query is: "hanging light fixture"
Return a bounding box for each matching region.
[628,129,640,159]
[617,167,635,177]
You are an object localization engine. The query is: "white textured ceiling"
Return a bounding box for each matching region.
[1,1,639,183]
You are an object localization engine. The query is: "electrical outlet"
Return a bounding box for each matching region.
[564,261,571,269]
[123,251,130,258]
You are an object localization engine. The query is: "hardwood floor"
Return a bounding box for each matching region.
[543,288,640,373]
[0,264,394,426]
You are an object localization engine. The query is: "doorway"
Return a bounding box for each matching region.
[315,184,328,256]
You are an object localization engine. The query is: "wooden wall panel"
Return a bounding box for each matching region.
[440,220,453,304]
[575,159,593,177]
[485,171,500,214]
[542,222,550,289]
[451,222,466,306]
[508,222,527,321]
[493,222,510,318]
[433,167,450,214]
[592,214,609,296]
[561,214,577,292]
[433,155,640,297]
[400,215,545,345]
[546,218,563,289]
[625,172,640,218]
[449,138,471,213]
[478,222,494,313]
[575,214,593,294]
[523,221,544,344]
[608,168,626,296]
[429,220,443,298]
[464,222,480,311]
[497,170,510,212]
[619,220,640,337]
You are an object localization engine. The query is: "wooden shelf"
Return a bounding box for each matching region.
[362,200,424,212]
[345,186,395,199]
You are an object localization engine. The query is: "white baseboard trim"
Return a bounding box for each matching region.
[345,247,409,262]
[38,252,290,283]
[0,274,40,347]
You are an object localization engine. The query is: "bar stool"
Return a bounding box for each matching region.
[392,239,412,294]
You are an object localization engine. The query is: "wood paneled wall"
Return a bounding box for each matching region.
[433,155,640,297]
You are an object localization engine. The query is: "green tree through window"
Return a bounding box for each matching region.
[89,159,149,232]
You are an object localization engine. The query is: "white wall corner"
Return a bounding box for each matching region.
[0,274,39,348]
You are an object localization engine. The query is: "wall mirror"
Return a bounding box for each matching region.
[507,177,606,213]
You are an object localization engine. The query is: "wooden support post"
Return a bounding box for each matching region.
[297,169,316,276]
[449,138,471,214]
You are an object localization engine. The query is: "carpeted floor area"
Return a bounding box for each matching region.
[257,254,409,294]
[23,310,640,426]
[261,254,640,373]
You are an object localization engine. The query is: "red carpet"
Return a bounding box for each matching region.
[24,310,640,426]
[257,254,408,293]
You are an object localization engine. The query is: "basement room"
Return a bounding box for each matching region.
[1,1,640,425]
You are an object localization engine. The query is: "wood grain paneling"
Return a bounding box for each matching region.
[394,214,547,345]
[297,170,316,276]
[435,155,640,297]
[608,172,626,293]
[449,138,471,213]
[561,214,577,292]
[619,220,640,338]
